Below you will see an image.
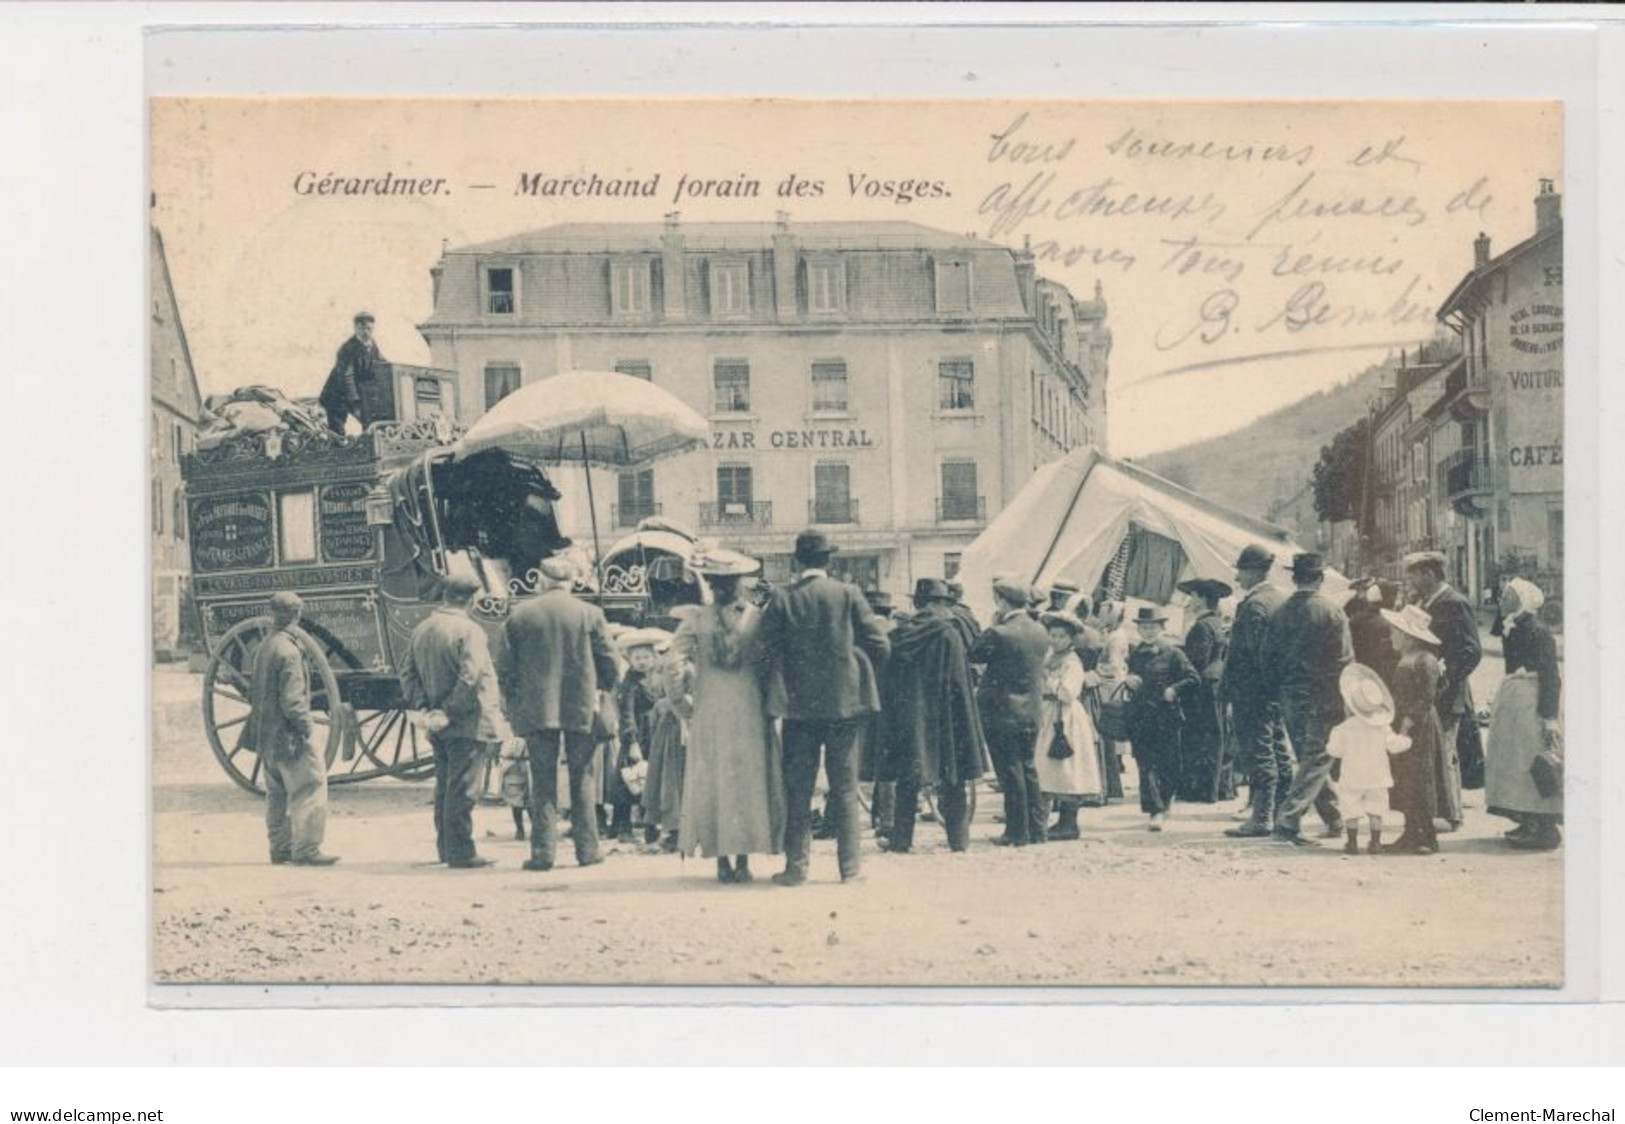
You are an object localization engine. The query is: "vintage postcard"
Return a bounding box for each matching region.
[149,97,1565,988]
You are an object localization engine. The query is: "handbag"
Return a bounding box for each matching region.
[1095,682,1132,742]
[1046,721,1075,761]
[1529,729,1564,800]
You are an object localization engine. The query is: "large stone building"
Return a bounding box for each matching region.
[418,216,1111,595]
[151,222,204,658]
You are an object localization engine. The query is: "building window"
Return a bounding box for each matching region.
[277,489,317,564]
[484,362,521,409]
[716,465,754,518]
[943,552,962,580]
[811,361,849,413]
[485,266,516,315]
[172,489,185,542]
[936,259,972,313]
[709,260,749,316]
[414,376,446,417]
[809,260,844,313]
[938,359,976,411]
[172,422,184,464]
[614,360,652,381]
[152,479,163,536]
[939,460,982,521]
[611,259,652,317]
[617,468,657,527]
[1548,507,1564,568]
[812,462,854,524]
[713,361,751,413]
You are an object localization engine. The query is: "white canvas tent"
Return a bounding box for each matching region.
[957,447,1346,623]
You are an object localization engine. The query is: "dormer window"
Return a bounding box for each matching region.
[935,258,972,313]
[611,259,652,317]
[709,260,749,317]
[484,266,517,315]
[808,259,845,314]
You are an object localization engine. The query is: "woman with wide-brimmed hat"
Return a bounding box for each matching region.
[1380,604,1447,854]
[1033,612,1104,839]
[1485,578,1563,850]
[672,547,784,882]
[1123,605,1200,830]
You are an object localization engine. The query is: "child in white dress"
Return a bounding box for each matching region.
[1326,663,1412,855]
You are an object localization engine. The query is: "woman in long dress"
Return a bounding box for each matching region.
[1486,578,1563,850]
[674,548,784,882]
[1380,604,1447,855]
[1035,614,1103,839]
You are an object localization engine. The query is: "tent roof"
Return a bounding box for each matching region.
[957,446,1341,622]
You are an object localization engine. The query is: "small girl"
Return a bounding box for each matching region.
[1325,663,1412,855]
[1380,603,1449,855]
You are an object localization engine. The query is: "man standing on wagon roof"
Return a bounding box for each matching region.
[247,592,338,866]
[318,310,385,435]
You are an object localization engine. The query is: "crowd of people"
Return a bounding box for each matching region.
[246,530,1563,877]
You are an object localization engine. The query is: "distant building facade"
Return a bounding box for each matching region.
[151,224,204,658]
[418,217,1110,595]
[1358,180,1562,610]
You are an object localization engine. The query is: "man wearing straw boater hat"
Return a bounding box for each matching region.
[1403,550,1482,832]
[759,530,891,885]
[1263,551,1353,846]
[497,556,620,872]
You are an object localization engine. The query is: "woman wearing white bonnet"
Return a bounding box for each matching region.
[1486,577,1564,850]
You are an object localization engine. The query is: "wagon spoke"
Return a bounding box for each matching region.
[212,682,249,706]
[248,751,264,788]
[213,714,249,731]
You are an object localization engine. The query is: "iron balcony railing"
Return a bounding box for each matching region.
[699,500,773,527]
[808,498,859,525]
[936,495,987,523]
[611,502,663,528]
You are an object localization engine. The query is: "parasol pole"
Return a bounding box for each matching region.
[580,430,604,604]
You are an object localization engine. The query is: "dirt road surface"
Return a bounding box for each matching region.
[151,659,1561,989]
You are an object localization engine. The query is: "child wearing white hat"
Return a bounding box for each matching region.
[1326,663,1413,855]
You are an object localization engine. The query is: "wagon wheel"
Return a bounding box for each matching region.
[297,622,436,785]
[202,617,340,796]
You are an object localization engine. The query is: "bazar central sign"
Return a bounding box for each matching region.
[712,427,879,451]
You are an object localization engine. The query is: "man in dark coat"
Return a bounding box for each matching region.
[247,592,338,866]
[495,557,620,871]
[879,579,989,853]
[1404,551,1481,829]
[1176,577,1233,803]
[318,310,385,434]
[1263,552,1352,846]
[759,530,891,885]
[969,577,1051,846]
[944,580,982,649]
[401,575,510,869]
[1220,544,1290,837]
[1124,605,1200,829]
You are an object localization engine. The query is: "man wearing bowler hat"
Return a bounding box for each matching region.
[969,576,1052,846]
[1220,544,1291,837]
[247,592,339,866]
[759,530,891,885]
[1122,604,1200,830]
[1263,552,1352,846]
[401,573,511,868]
[1403,550,1480,831]
[318,310,386,434]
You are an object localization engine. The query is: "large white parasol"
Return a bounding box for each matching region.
[453,369,710,467]
[452,370,711,589]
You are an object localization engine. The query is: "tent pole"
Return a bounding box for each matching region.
[580,431,603,604]
[1030,451,1095,588]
